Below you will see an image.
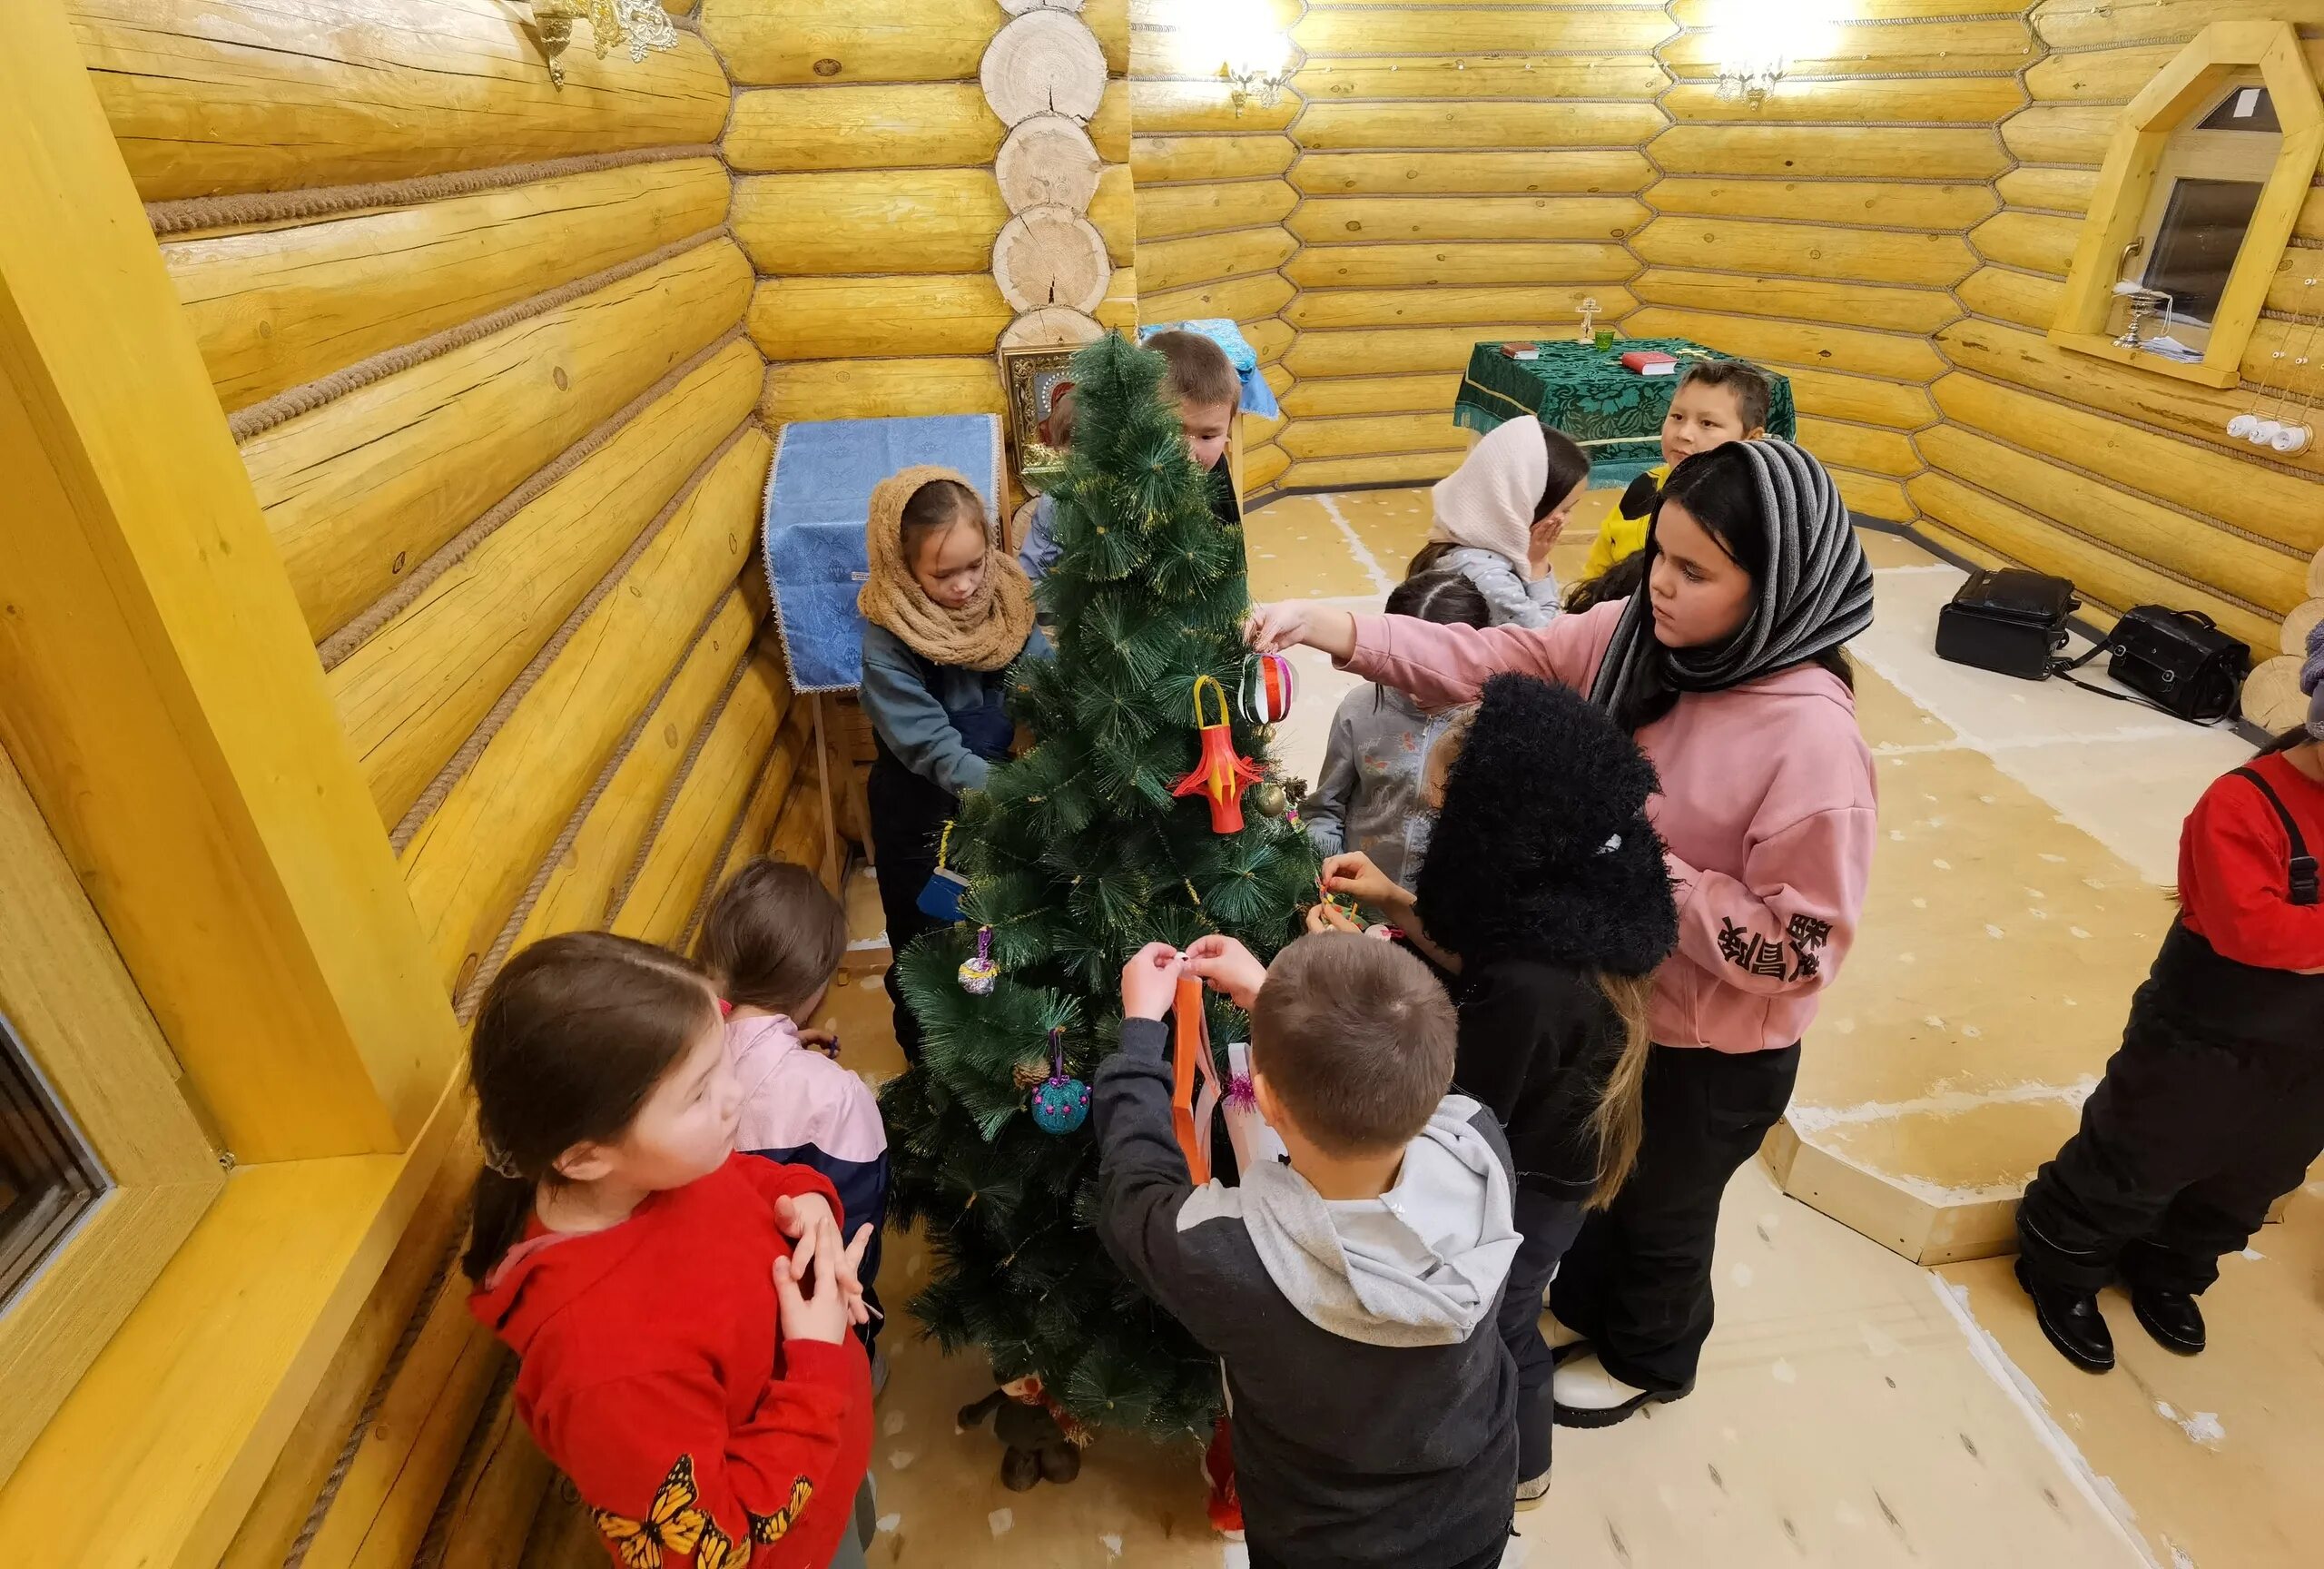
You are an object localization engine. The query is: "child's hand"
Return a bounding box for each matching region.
[1183,934,1267,1011]
[773,1226,872,1347]
[1305,902,1364,936]
[1119,942,1184,1021]
[773,1193,872,1327]
[1321,852,1403,913]
[796,1026,841,1058]
[1244,601,1313,654]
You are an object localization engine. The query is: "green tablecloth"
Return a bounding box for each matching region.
[1453,339,1797,487]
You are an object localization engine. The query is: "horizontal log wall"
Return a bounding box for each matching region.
[1912,0,2324,655]
[1131,0,1303,492]
[73,4,836,1565]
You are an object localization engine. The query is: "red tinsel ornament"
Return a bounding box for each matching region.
[1171,675,1265,834]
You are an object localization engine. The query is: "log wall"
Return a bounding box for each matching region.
[67,4,832,1564]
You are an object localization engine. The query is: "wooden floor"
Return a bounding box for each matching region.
[515,489,2319,1568]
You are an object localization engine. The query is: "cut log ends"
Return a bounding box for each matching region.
[999,307,1105,349]
[992,205,1111,312]
[981,10,1108,128]
[2281,597,2323,658]
[2242,654,2308,731]
[996,113,1104,214]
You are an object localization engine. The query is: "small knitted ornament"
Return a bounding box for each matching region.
[1029,1029,1090,1135]
[959,925,1000,995]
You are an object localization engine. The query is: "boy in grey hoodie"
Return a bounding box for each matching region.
[1099,933,1521,1569]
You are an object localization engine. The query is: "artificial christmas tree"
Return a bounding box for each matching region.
[879,333,1318,1439]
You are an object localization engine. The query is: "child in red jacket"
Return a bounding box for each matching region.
[464,932,877,1569]
[2014,628,2324,1374]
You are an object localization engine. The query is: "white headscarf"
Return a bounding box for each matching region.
[1426,418,1548,572]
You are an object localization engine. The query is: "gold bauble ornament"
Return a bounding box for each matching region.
[1252,782,1287,819]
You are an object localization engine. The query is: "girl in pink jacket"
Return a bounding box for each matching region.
[1250,439,1876,1426]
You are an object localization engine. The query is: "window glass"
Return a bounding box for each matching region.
[0,1013,108,1311]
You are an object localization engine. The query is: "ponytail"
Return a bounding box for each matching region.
[1585,971,1658,1209]
[463,1169,539,1287]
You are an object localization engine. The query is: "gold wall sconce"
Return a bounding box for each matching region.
[529,0,679,87]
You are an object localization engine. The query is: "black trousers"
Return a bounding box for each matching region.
[1550,1043,1799,1393]
[1494,1187,1588,1482]
[866,755,958,1066]
[2018,984,2324,1296]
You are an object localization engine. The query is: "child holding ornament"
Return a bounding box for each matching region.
[697,857,892,1365]
[1098,935,1523,1569]
[1303,569,1490,899]
[1406,419,1592,628]
[463,933,880,1569]
[859,469,1049,1062]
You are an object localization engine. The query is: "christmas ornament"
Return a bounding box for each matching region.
[1171,676,1265,834]
[1251,781,1287,819]
[958,925,1000,995]
[1169,974,1226,1184]
[1029,1028,1091,1135]
[1241,652,1295,725]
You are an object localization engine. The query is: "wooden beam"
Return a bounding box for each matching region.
[0,0,457,1159]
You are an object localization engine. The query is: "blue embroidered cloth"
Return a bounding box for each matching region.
[761,414,1004,693]
[1141,319,1281,419]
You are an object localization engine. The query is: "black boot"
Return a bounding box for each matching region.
[2014,1259,2114,1373]
[2130,1284,2206,1355]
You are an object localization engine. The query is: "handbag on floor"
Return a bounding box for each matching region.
[1935,569,2248,725]
[1935,568,2077,680]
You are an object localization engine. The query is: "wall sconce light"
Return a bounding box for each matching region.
[1177,1,1291,116]
[529,0,679,87]
[1707,0,1838,105]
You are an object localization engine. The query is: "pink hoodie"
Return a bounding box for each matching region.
[1345,600,1876,1054]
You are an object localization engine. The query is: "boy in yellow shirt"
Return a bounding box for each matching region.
[1580,359,1773,581]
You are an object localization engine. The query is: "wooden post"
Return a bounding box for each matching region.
[0,2,460,1160]
[812,693,840,890]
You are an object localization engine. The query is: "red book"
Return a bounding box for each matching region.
[1620,350,1678,376]
[1499,340,1541,360]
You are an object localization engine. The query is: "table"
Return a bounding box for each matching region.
[1453,338,1797,488]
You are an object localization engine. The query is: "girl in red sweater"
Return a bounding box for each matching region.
[2014,624,2324,1373]
[463,933,878,1569]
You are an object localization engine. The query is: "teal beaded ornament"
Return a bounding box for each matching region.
[1030,1028,1090,1135]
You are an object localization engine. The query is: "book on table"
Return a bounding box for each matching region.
[1499,340,1541,360]
[1619,350,1677,376]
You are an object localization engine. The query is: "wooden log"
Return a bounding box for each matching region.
[702,0,992,85]
[2244,654,2309,729]
[1995,165,2099,215]
[1630,216,1976,289]
[247,238,751,645]
[2279,597,2322,657]
[1000,306,1108,348]
[1917,424,2309,615]
[1293,7,1676,56]
[1084,0,1134,74]
[1956,264,2064,331]
[1660,19,2033,76]
[765,757,833,893]
[434,1383,557,1569]
[1780,364,1937,431]
[993,205,1112,312]
[1293,54,1669,103]
[1247,317,1295,366]
[1932,371,2324,557]
[1642,176,1998,230]
[1659,77,2025,124]
[1292,150,1657,197]
[733,170,1005,275]
[999,114,1106,213]
[763,358,1005,424]
[724,84,1003,172]
[399,431,769,996]
[1621,306,1947,384]
[1129,79,1301,134]
[1281,370,1460,419]
[1291,285,1640,331]
[2265,259,2324,318]
[330,348,759,825]
[704,704,817,920]
[2024,43,2176,104]
[983,9,1109,127]
[613,652,791,947]
[1136,179,1299,240]
[1280,449,1466,490]
[1091,162,1137,265]
[166,158,728,415]
[2314,548,2324,598]
[1836,469,1912,522]
[1669,0,2026,17]
[517,591,755,943]
[1131,0,1301,31]
[1968,212,2080,277]
[2001,105,2118,168]
[1244,440,1291,492]
[73,0,730,202]
[1285,241,1634,289]
[1138,273,1296,330]
[1280,411,1469,461]
[1290,196,1649,244]
[1295,101,1669,153]
[2246,316,2324,402]
[1132,133,1298,183]
[751,274,1009,360]
[1285,322,1581,379]
[1908,471,2280,653]
[1136,225,1299,292]
[1936,318,2324,481]
[1630,269,1962,334]
[2034,0,2324,52]
[1647,125,2009,182]
[1792,417,1924,479]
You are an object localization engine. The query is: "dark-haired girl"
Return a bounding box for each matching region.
[463,932,878,1569]
[1406,418,1592,628]
[857,468,1049,1061]
[1249,439,1878,1426]
[1303,569,1491,902]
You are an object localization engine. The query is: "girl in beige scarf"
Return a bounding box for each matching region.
[858,466,1035,670]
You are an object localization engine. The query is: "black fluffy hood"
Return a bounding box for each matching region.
[1414,674,1678,976]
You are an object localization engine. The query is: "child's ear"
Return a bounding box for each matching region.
[1253,1072,1291,1136]
[1746,427,1768,440]
[553,1140,616,1184]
